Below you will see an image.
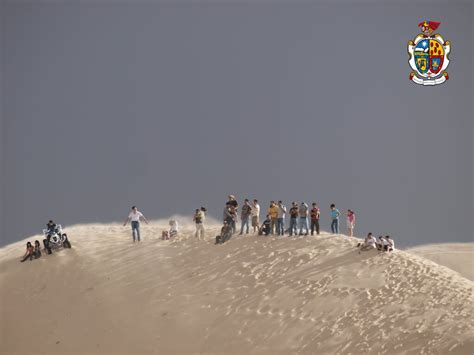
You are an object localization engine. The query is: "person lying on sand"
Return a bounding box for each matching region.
[20,242,35,262]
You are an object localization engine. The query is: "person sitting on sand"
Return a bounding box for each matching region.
[357,233,377,253]
[20,242,35,262]
[169,220,179,238]
[376,236,384,251]
[34,240,42,259]
[216,221,233,244]
[259,215,271,236]
[384,235,395,252]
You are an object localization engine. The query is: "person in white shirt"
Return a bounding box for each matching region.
[193,207,206,240]
[123,206,149,242]
[169,220,179,238]
[358,233,377,253]
[384,235,395,252]
[251,199,261,234]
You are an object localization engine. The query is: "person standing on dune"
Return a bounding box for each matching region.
[346,209,356,237]
[251,199,261,234]
[277,201,287,236]
[240,199,252,235]
[224,195,239,234]
[193,208,205,240]
[123,206,149,242]
[310,203,320,236]
[299,202,309,236]
[268,201,279,235]
[289,202,299,236]
[330,204,340,234]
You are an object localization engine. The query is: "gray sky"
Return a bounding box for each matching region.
[1,0,472,248]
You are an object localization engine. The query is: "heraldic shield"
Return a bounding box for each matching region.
[408,21,451,86]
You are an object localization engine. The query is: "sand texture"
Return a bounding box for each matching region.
[1,219,473,355]
[406,243,474,281]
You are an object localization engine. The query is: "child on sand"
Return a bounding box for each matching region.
[20,242,34,262]
[347,209,356,237]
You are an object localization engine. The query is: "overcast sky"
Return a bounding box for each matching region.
[1,0,472,248]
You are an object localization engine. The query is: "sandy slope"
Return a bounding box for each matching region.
[0,219,473,355]
[406,243,474,281]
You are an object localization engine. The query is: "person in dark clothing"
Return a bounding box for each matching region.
[259,215,272,236]
[46,220,57,236]
[34,240,42,258]
[310,203,320,236]
[20,242,34,262]
[43,235,52,255]
[288,203,299,236]
[216,221,233,244]
[62,233,72,248]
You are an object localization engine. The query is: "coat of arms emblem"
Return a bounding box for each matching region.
[407,21,451,86]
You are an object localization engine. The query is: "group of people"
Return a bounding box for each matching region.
[20,240,42,262]
[121,198,394,253]
[357,233,395,253]
[215,195,357,244]
[20,220,72,262]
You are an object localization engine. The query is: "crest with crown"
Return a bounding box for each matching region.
[407,21,451,86]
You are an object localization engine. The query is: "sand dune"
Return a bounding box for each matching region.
[1,218,473,355]
[406,243,474,281]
